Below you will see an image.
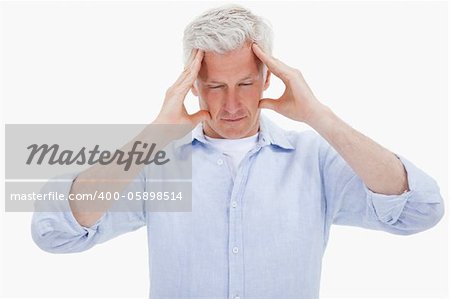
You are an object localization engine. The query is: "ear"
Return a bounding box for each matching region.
[263,70,271,91]
[191,81,199,96]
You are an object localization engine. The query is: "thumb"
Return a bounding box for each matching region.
[189,109,211,125]
[259,98,280,111]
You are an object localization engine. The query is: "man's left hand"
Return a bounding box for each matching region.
[252,43,325,125]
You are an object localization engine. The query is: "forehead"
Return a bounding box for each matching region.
[198,43,261,82]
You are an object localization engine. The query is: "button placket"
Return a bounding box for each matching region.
[228,151,259,299]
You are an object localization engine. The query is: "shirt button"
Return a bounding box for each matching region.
[231,201,237,208]
[232,246,239,254]
[217,158,223,165]
[234,296,240,299]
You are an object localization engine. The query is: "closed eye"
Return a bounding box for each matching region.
[239,83,253,86]
[209,85,223,89]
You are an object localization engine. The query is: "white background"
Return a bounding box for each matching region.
[0,1,448,298]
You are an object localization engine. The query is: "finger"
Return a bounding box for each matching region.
[185,48,198,69]
[170,50,204,99]
[164,50,204,116]
[174,49,204,90]
[189,49,204,79]
[174,49,199,86]
[252,43,293,83]
[258,98,281,112]
[188,109,210,125]
[178,49,204,93]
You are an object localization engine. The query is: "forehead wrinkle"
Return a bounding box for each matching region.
[205,74,258,84]
[199,46,261,85]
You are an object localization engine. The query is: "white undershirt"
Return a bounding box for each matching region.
[204,132,259,178]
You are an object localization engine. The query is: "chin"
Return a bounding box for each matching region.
[207,117,257,139]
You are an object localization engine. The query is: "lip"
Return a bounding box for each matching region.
[221,116,246,122]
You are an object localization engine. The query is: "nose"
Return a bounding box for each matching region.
[223,91,241,115]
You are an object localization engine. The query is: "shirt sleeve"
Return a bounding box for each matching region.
[31,169,147,254]
[321,140,445,235]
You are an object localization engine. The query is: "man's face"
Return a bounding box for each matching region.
[192,43,270,139]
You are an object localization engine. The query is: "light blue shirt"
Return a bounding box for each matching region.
[31,114,444,299]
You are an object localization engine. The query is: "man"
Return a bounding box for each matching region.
[32,4,444,298]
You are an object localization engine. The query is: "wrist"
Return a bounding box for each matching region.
[304,102,332,128]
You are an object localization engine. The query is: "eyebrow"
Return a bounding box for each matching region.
[206,75,255,84]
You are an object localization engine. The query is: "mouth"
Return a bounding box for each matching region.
[221,116,246,122]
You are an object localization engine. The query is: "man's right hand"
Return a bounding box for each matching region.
[153,49,210,126]
[69,50,208,228]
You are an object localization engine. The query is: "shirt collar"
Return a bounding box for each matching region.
[257,114,295,150]
[173,114,295,150]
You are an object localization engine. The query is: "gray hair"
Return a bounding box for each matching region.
[182,4,273,73]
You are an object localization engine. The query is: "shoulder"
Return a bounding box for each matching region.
[284,129,328,151]
[259,115,329,152]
